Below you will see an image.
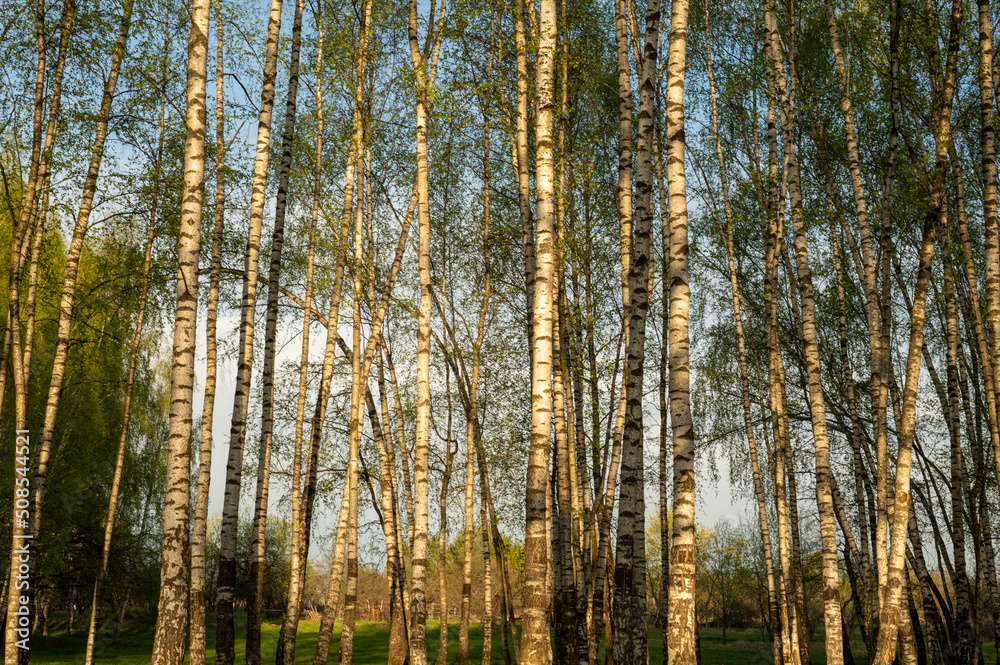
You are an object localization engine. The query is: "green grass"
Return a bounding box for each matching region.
[26,612,999,665]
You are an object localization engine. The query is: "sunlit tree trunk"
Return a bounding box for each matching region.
[762,79,800,665]
[940,223,973,663]
[407,0,447,660]
[149,0,207,659]
[0,0,49,416]
[435,377,455,665]
[312,481,350,665]
[663,0,695,659]
[189,1,223,659]
[338,156,368,665]
[872,0,962,658]
[521,0,556,659]
[975,0,1000,492]
[10,2,134,659]
[459,68,493,660]
[3,0,74,409]
[764,2,843,659]
[514,0,535,355]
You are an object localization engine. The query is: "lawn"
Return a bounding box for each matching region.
[25,612,999,664]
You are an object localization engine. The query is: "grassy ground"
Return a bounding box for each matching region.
[25,612,999,664]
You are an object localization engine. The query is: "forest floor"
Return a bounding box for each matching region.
[24,611,999,664]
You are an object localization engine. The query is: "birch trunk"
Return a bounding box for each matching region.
[823,0,889,602]
[0,0,73,421]
[258,0,305,658]
[613,0,659,659]
[764,3,843,659]
[975,0,1000,492]
[459,78,492,661]
[704,7,781,658]
[940,225,973,663]
[189,1,223,658]
[514,0,535,354]
[521,0,556,658]
[12,1,134,658]
[338,155,367,665]
[663,0,696,659]
[763,80,800,665]
[149,0,207,659]
[407,0,447,660]
[214,0,283,657]
[312,483,350,665]
[872,0,962,657]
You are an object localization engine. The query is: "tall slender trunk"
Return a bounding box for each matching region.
[872,0,962,658]
[613,0,659,660]
[655,120,671,665]
[704,7,781,659]
[312,480,351,665]
[189,1,223,659]
[257,0,305,659]
[763,78,800,665]
[7,0,74,407]
[459,58,493,659]
[85,5,168,659]
[0,0,53,418]
[824,2,890,636]
[149,0,208,659]
[407,0,447,661]
[338,150,368,665]
[9,2,134,659]
[765,2,843,659]
[514,0,535,355]
[374,343,408,665]
[481,470,493,665]
[521,0,556,659]
[663,0,695,659]
[940,222,973,663]
[306,5,377,664]
[276,14,318,665]
[214,0,283,658]
[436,384,455,665]
[975,0,1000,492]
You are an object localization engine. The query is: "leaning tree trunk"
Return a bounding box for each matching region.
[8,3,134,660]
[704,6,781,659]
[435,391,455,665]
[0,0,49,418]
[459,61,492,660]
[3,0,74,414]
[823,0,891,640]
[764,3,844,660]
[148,0,208,660]
[260,0,305,658]
[85,7,169,657]
[310,8,376,663]
[940,222,974,663]
[214,0,283,659]
[872,0,962,658]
